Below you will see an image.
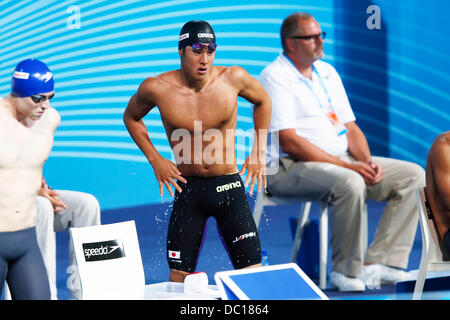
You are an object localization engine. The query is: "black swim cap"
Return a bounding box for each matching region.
[178,20,216,50]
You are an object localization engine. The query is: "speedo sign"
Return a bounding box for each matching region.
[82,239,125,262]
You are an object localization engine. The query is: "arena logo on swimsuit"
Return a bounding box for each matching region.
[82,239,125,262]
[216,181,241,193]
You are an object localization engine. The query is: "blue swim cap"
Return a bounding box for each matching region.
[11,58,54,97]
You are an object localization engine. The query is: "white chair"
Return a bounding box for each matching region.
[253,191,368,290]
[413,188,450,300]
[69,220,146,300]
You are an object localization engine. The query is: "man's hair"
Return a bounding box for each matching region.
[280,12,314,51]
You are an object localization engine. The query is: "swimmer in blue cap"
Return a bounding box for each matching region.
[124,20,272,282]
[0,58,60,299]
[9,58,55,120]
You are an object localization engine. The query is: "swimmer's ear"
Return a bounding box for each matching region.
[178,48,186,57]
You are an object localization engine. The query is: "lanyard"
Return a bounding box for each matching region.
[282,52,332,110]
[282,53,347,136]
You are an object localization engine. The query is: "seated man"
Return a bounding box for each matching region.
[259,12,425,291]
[35,178,101,300]
[425,131,450,261]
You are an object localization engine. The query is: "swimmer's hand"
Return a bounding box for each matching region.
[151,157,187,197]
[39,178,68,213]
[239,154,267,197]
[47,189,68,213]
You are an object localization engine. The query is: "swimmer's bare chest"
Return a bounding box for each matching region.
[156,84,240,177]
[0,112,54,231]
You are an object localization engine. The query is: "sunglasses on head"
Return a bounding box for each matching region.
[191,42,217,54]
[30,93,54,104]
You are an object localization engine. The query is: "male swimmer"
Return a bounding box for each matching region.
[0,58,59,299]
[426,132,450,260]
[124,20,271,282]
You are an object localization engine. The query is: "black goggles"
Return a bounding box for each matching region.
[191,42,217,54]
[30,93,54,103]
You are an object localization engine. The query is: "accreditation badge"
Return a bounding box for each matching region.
[326,110,348,136]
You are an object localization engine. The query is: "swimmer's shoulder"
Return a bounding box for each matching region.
[216,65,251,86]
[139,70,181,94]
[25,107,60,134]
[219,65,248,77]
[0,98,12,119]
[439,132,450,146]
[39,107,60,133]
[429,131,450,167]
[432,131,450,152]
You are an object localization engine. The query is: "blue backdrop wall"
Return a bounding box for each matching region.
[334,0,450,165]
[1,0,448,210]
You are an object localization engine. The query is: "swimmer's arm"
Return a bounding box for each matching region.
[233,66,272,193]
[123,78,162,164]
[431,137,450,210]
[123,78,186,196]
[39,176,67,213]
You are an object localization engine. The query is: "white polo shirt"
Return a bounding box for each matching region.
[259,53,355,166]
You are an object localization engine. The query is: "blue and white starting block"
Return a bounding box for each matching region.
[214,263,328,300]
